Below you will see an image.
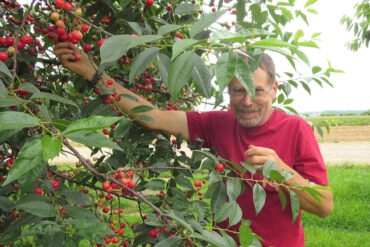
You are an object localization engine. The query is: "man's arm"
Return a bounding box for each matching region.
[245,145,333,218]
[53,41,190,140]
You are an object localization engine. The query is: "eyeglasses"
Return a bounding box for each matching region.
[229,87,273,101]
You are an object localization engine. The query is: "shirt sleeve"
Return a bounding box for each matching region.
[186,111,213,148]
[294,121,329,186]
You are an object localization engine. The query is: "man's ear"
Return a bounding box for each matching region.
[272,80,278,101]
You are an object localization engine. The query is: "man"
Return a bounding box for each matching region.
[53,41,333,247]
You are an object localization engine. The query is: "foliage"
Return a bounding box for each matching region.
[0,0,339,246]
[309,115,370,126]
[361,109,370,115]
[341,0,370,51]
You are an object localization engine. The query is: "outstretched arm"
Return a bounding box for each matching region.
[245,145,333,218]
[53,41,190,140]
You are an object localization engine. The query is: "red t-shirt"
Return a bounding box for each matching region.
[186,109,329,247]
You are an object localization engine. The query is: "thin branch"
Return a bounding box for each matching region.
[63,139,169,223]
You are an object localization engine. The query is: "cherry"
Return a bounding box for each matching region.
[0,52,8,62]
[146,0,154,7]
[83,43,91,52]
[72,30,83,41]
[74,53,81,60]
[81,24,89,32]
[216,164,224,172]
[55,0,66,9]
[194,180,202,188]
[34,187,43,195]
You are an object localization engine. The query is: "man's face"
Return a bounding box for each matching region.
[229,67,278,128]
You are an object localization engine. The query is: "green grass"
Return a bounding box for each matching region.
[302,164,370,247]
[307,115,370,126]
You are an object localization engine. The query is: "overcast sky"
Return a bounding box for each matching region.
[273,0,370,113]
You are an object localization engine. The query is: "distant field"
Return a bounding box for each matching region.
[307,115,370,126]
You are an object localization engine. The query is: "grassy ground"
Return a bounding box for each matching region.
[302,164,370,247]
[307,115,370,126]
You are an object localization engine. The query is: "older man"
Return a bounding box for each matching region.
[53,41,333,246]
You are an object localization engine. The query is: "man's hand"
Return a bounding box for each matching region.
[245,145,284,175]
[52,34,95,80]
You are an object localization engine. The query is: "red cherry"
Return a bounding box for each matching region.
[0,52,8,62]
[72,30,83,40]
[55,0,65,9]
[51,180,60,188]
[175,32,183,39]
[102,182,111,190]
[81,24,89,32]
[216,164,224,172]
[57,27,66,36]
[149,229,158,238]
[34,187,43,195]
[212,7,216,12]
[74,53,81,60]
[128,180,136,189]
[167,6,172,11]
[21,35,33,44]
[98,39,105,47]
[64,2,73,11]
[194,180,202,188]
[146,0,154,7]
[83,43,92,52]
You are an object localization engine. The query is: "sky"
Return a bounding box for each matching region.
[19,0,369,113]
[270,0,370,113]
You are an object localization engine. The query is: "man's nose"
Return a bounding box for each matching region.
[241,93,253,106]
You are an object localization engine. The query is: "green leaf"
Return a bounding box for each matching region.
[113,118,132,139]
[221,231,238,247]
[193,150,219,164]
[64,205,97,220]
[262,160,278,179]
[175,176,193,190]
[22,221,63,237]
[72,219,112,241]
[127,22,142,36]
[0,196,15,211]
[66,131,123,151]
[63,115,123,135]
[304,0,318,8]
[165,209,194,233]
[0,95,23,107]
[289,190,300,223]
[172,39,199,60]
[192,54,211,98]
[134,115,156,122]
[157,53,171,85]
[0,61,12,80]
[154,237,182,247]
[16,200,56,217]
[31,92,76,106]
[216,52,237,93]
[312,66,321,74]
[19,82,40,93]
[61,190,90,206]
[277,93,285,104]
[0,111,40,131]
[127,35,162,50]
[175,4,199,15]
[100,35,134,70]
[3,137,43,186]
[239,219,253,247]
[294,49,310,66]
[143,179,166,190]
[41,135,62,160]
[0,79,7,94]
[158,24,182,36]
[278,188,287,210]
[253,183,266,215]
[300,80,311,95]
[211,181,227,213]
[168,51,197,101]
[189,10,227,38]
[18,160,48,193]
[192,230,228,247]
[210,30,245,43]
[270,170,286,182]
[130,105,154,114]
[51,119,71,131]
[240,161,256,174]
[298,41,319,48]
[235,55,255,100]
[214,201,242,226]
[252,38,296,48]
[226,178,243,201]
[236,0,246,22]
[129,47,160,83]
